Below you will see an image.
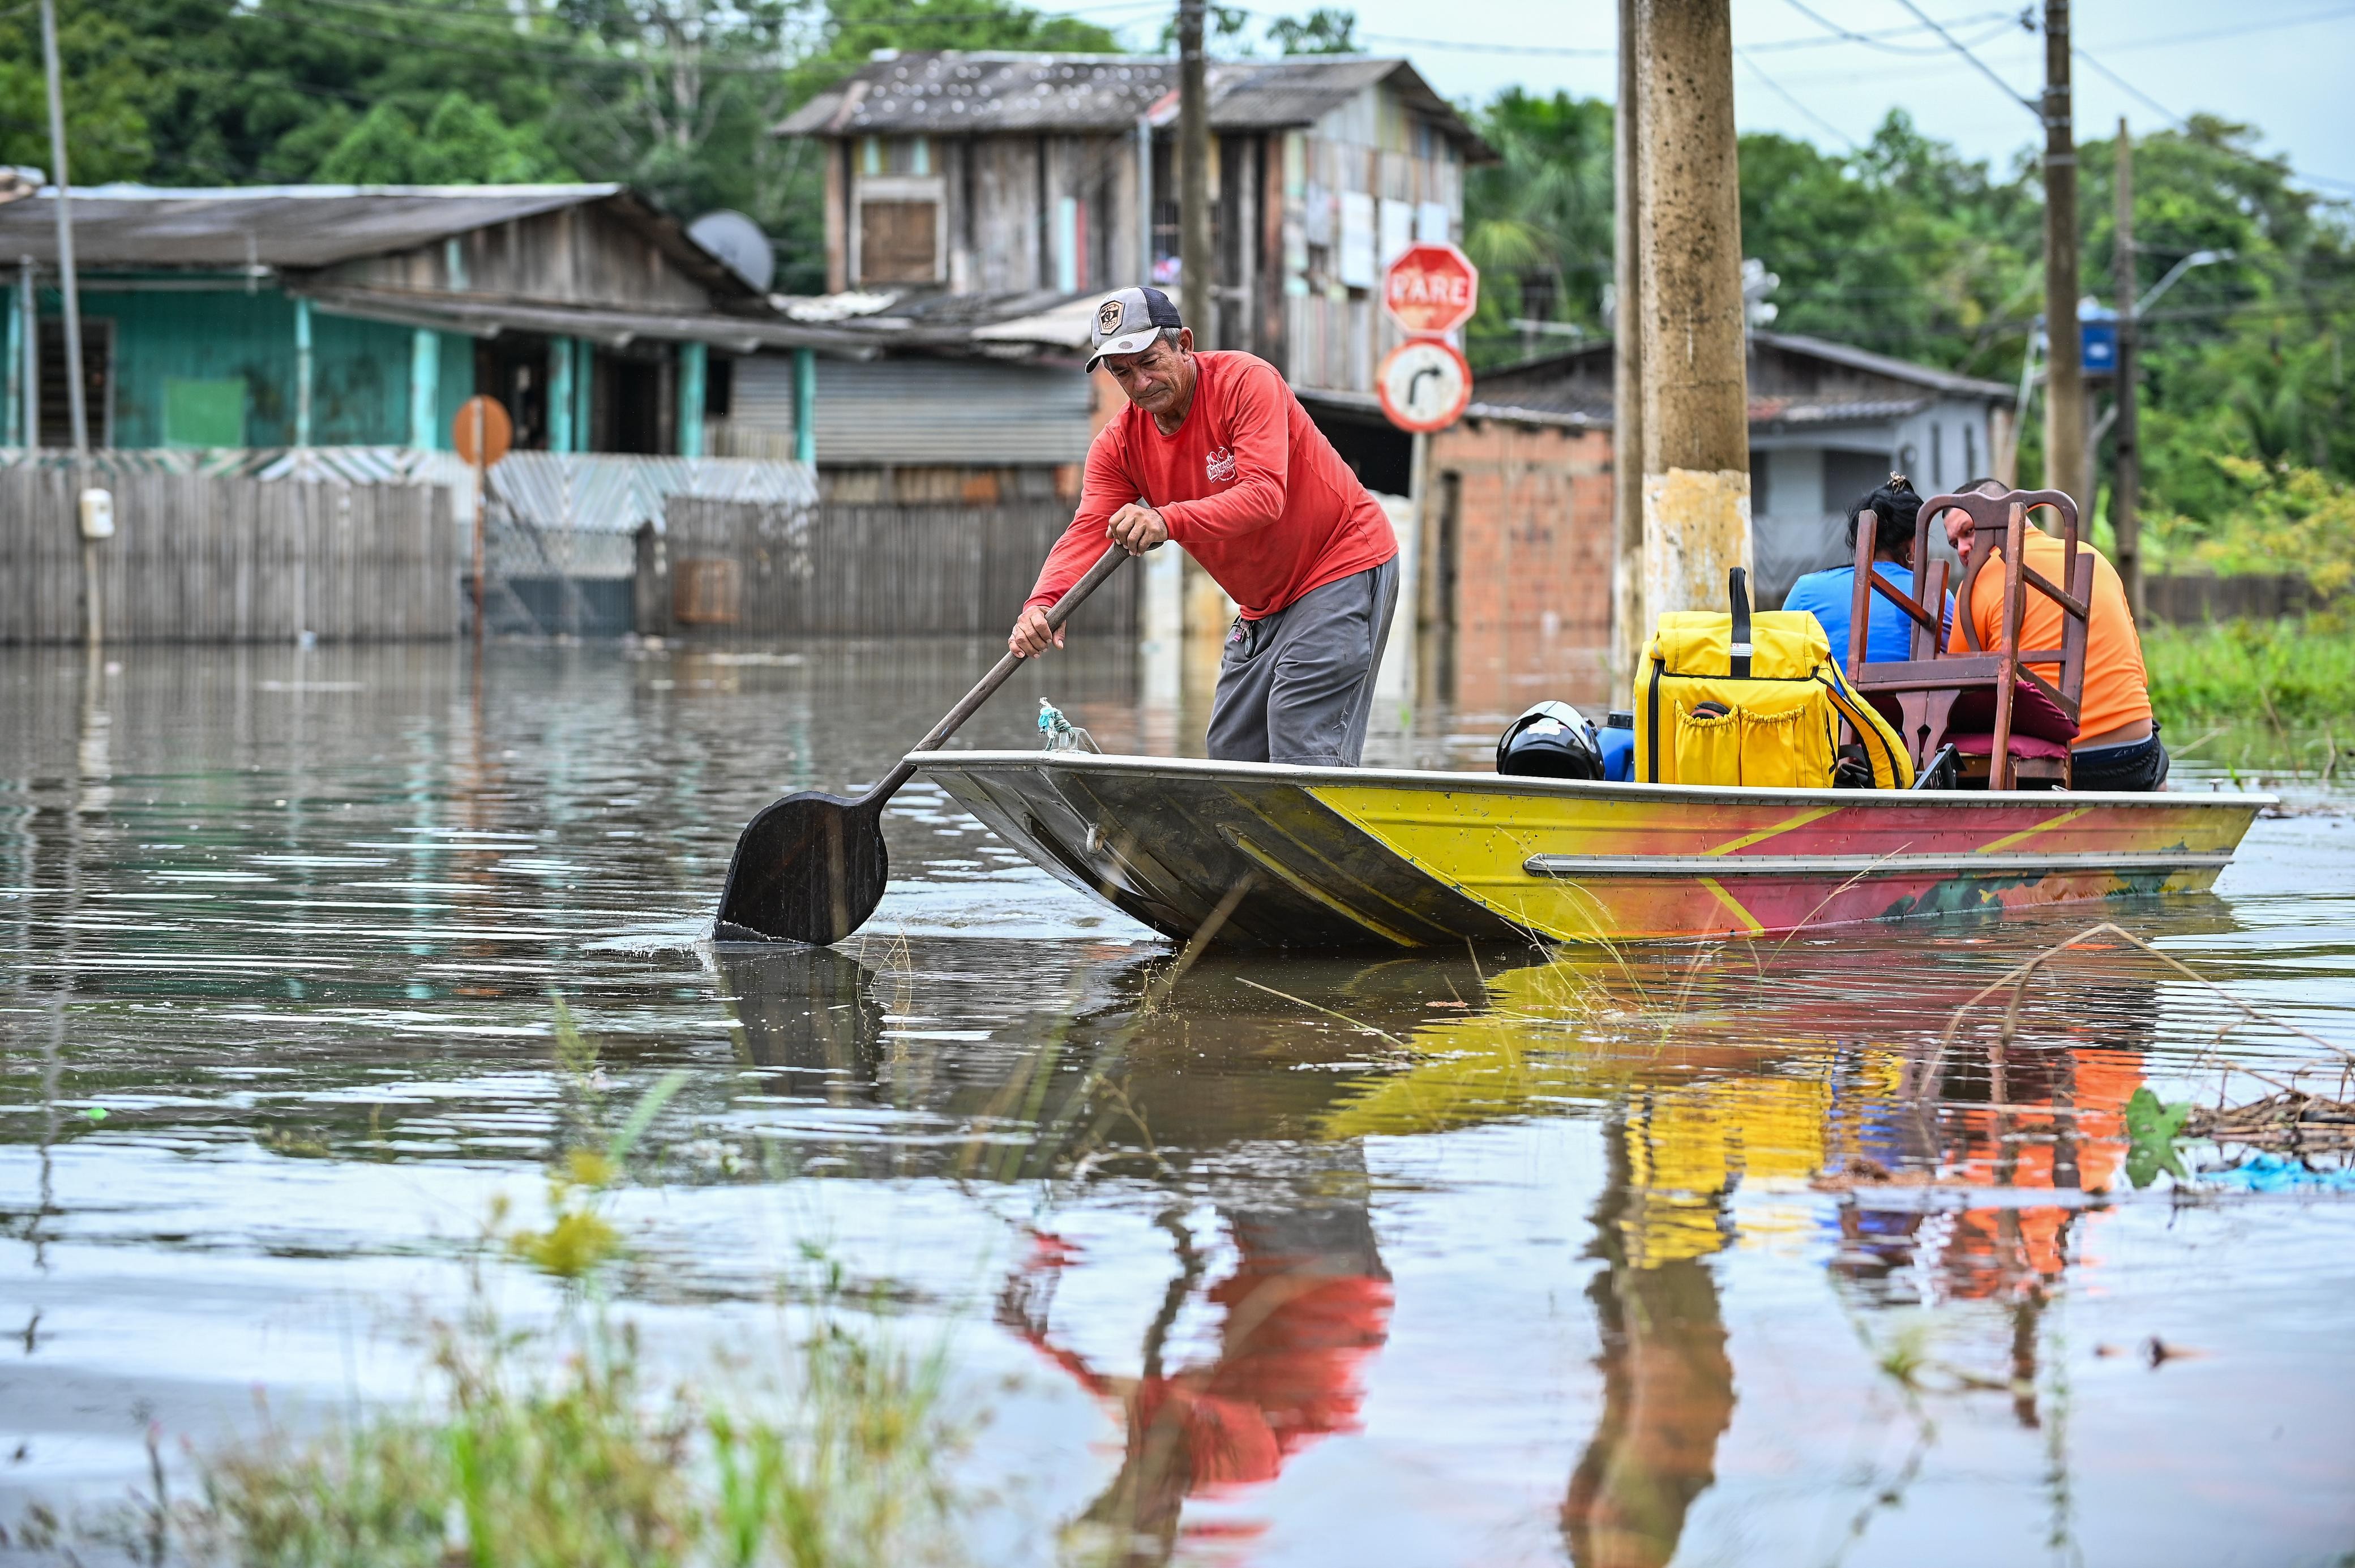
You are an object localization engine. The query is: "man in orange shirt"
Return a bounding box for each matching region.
[1011,286,1399,765]
[1942,478,2168,790]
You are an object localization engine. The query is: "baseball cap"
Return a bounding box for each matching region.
[1085,286,1184,372]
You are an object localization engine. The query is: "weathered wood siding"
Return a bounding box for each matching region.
[1282,91,1465,393]
[0,470,455,642]
[663,495,1134,637]
[320,204,715,311]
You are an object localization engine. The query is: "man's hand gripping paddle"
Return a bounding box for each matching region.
[714,543,1129,945]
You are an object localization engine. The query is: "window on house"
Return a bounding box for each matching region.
[859,135,931,175]
[37,316,113,447]
[860,200,939,284]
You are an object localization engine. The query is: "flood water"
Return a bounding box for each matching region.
[5,639,2353,1566]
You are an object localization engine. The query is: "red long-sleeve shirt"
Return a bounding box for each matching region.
[1024,351,1397,620]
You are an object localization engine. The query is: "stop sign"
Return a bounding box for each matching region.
[1383,242,1479,336]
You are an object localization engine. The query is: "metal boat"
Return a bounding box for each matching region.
[912,750,2269,948]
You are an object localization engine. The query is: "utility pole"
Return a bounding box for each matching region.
[1635,0,1750,618]
[2040,0,2087,508]
[40,0,98,648]
[2110,117,2143,621]
[1175,0,1212,344]
[1610,0,1646,685]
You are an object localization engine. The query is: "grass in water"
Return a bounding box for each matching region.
[2145,618,2355,730]
[2143,618,2355,774]
[15,999,969,1567]
[182,1296,961,1568]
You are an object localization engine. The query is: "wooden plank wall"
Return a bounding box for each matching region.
[665,496,1136,637]
[0,470,456,642]
[2144,574,2333,624]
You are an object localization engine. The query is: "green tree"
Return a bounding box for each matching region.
[1462,88,1613,367]
[316,93,571,185]
[1738,112,2038,377]
[1269,7,1359,54]
[0,0,153,183]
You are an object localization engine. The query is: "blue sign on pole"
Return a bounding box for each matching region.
[2080,317,2118,375]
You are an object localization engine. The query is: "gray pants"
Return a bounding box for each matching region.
[1207,558,1399,766]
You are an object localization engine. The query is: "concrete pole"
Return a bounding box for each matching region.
[1610,0,1647,686]
[1176,0,1213,342]
[2040,0,2087,508]
[1634,0,1750,618]
[1135,114,1154,286]
[42,0,98,647]
[16,259,33,449]
[2110,117,2143,621]
[2,266,16,446]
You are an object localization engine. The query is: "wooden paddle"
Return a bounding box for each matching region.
[714,543,1131,945]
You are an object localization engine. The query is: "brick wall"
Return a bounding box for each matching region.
[1431,418,1616,718]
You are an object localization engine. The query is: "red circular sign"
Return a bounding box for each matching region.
[1377,339,1472,434]
[452,395,512,468]
[1383,242,1480,337]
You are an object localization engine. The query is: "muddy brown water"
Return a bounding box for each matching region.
[3,641,2352,1566]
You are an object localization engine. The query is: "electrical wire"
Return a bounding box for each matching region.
[1735,46,1861,151]
[1768,2,2022,58]
[2071,45,2355,196]
[2096,4,2355,55]
[1877,0,2040,113]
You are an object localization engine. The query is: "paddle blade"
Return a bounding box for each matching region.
[713,792,889,945]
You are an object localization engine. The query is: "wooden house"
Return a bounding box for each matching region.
[777,52,1495,393]
[0,185,857,455]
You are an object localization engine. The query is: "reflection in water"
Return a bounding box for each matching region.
[1003,1190,1391,1565]
[1564,1106,1735,1568]
[718,941,889,1090]
[4,641,2350,1565]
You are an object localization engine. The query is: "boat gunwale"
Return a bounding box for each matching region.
[909,751,2277,813]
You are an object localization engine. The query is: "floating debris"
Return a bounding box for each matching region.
[2186,1091,2355,1154]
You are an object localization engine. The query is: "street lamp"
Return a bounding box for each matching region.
[2138,249,2232,316]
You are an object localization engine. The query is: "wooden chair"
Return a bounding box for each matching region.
[1843,487,2094,790]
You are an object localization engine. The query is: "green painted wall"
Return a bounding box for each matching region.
[68,283,474,448]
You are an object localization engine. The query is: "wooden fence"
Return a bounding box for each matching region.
[2143,573,2331,624]
[660,497,1134,637]
[0,469,455,642]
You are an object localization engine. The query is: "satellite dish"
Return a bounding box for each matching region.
[688,210,776,293]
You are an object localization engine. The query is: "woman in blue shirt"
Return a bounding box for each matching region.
[1783,474,1951,669]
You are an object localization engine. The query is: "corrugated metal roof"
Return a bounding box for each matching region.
[1478,331,2015,406]
[778,53,1492,157]
[295,285,877,354]
[1753,331,2014,403]
[733,354,1095,465]
[1296,385,1605,430]
[0,184,628,269]
[1750,395,1930,425]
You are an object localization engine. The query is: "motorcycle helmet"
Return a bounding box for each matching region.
[1496,701,1605,780]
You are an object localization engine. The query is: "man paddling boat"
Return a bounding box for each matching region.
[1010,286,1399,766]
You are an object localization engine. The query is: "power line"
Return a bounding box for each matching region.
[2070,45,2355,197]
[2097,4,2355,55]
[1877,0,2039,114]
[1735,46,1860,151]
[1766,3,2022,58]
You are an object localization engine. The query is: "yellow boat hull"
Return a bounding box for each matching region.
[912,752,2268,949]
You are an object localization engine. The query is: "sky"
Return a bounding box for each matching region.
[1069,0,2355,199]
